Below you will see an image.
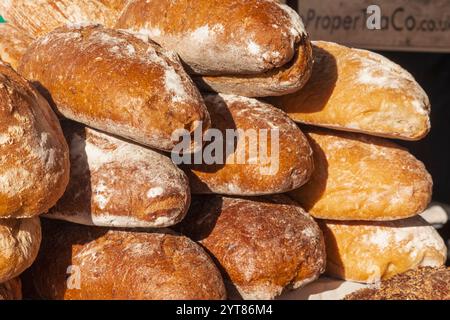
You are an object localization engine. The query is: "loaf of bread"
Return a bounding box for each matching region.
[0,61,70,218]
[289,127,433,220]
[176,195,326,300]
[269,41,431,140]
[345,267,450,300]
[182,94,314,195]
[116,0,313,97]
[19,24,210,151]
[0,24,33,70]
[45,122,190,228]
[0,278,22,300]
[319,216,447,283]
[0,0,118,37]
[0,218,41,283]
[30,220,226,300]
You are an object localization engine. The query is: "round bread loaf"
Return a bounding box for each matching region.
[319,216,447,283]
[0,61,70,218]
[31,220,226,300]
[0,218,41,283]
[289,127,433,221]
[0,278,22,300]
[176,195,326,300]
[0,24,33,70]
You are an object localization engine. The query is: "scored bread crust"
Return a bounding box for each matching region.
[319,217,447,284]
[289,127,433,221]
[45,122,191,228]
[18,24,210,151]
[269,41,431,141]
[31,220,227,300]
[176,195,326,300]
[0,24,33,70]
[182,94,314,196]
[0,61,70,218]
[0,278,22,300]
[0,218,42,283]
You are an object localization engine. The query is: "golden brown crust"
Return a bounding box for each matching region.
[0,218,42,283]
[18,25,210,151]
[176,195,326,300]
[45,121,191,228]
[289,127,433,221]
[31,220,227,300]
[0,24,33,70]
[269,41,431,140]
[0,278,22,300]
[319,217,447,283]
[0,61,70,218]
[182,94,314,195]
[345,267,450,300]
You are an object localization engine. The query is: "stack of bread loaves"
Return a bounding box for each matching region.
[0,0,447,300]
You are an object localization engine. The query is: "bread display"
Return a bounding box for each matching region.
[319,217,447,283]
[30,220,226,300]
[0,218,41,283]
[269,41,431,140]
[0,24,33,70]
[289,128,433,221]
[182,94,314,195]
[0,278,22,300]
[18,24,210,151]
[345,267,450,300]
[0,61,70,218]
[116,0,313,97]
[176,195,326,300]
[45,122,190,228]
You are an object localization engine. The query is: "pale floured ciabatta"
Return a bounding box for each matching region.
[0,218,41,283]
[319,217,447,283]
[0,278,22,300]
[182,94,314,196]
[270,41,431,140]
[0,61,69,218]
[116,0,313,97]
[177,195,326,300]
[289,127,433,221]
[19,25,210,151]
[0,24,33,70]
[45,122,190,228]
[0,0,118,38]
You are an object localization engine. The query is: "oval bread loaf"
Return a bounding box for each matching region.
[269,41,431,140]
[31,220,227,300]
[0,218,42,283]
[289,127,433,221]
[176,195,326,300]
[320,217,447,283]
[0,278,22,300]
[45,122,191,228]
[182,94,314,195]
[0,61,70,218]
[18,24,210,151]
[0,24,33,70]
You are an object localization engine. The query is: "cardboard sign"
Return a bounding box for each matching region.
[295,0,450,52]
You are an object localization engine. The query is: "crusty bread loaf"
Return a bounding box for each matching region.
[319,217,447,283]
[289,127,433,221]
[182,94,314,195]
[269,41,431,140]
[0,218,41,283]
[0,24,33,70]
[345,267,450,300]
[0,278,22,300]
[97,0,128,13]
[0,0,118,38]
[45,122,190,228]
[176,195,326,300]
[30,220,226,300]
[18,24,210,151]
[0,61,70,218]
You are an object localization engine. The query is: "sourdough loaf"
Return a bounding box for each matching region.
[269,41,431,140]
[18,25,210,151]
[0,24,33,70]
[182,94,314,195]
[0,278,22,300]
[0,61,69,218]
[176,195,326,300]
[0,218,41,283]
[30,220,226,300]
[320,217,447,283]
[289,127,433,221]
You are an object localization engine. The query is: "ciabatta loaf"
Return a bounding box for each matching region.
[0,24,33,70]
